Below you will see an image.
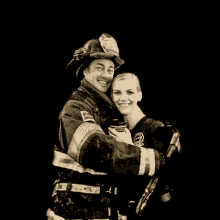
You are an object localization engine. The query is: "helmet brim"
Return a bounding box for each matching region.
[90,52,125,66]
[66,52,124,71]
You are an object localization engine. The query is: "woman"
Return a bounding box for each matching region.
[108,73,181,220]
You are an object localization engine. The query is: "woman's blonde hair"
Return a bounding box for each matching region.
[111,72,142,92]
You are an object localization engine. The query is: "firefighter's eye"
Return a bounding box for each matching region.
[96,66,103,71]
[108,69,114,74]
[113,91,120,95]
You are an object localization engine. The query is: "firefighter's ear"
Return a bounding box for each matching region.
[83,67,89,76]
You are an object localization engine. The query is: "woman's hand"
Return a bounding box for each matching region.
[108,127,134,145]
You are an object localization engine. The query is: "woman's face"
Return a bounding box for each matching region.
[111,78,142,115]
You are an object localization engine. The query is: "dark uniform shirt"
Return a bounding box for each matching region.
[116,116,176,219]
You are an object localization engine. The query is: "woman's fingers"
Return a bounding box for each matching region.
[124,128,130,133]
[108,129,117,138]
[108,127,118,136]
[109,132,115,137]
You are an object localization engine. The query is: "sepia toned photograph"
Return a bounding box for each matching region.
[19,6,200,219]
[41,29,188,219]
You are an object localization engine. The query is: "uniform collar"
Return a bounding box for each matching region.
[79,78,115,109]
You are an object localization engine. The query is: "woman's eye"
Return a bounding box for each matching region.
[96,66,103,70]
[127,91,134,94]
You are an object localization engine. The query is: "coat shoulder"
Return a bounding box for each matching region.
[59,99,93,119]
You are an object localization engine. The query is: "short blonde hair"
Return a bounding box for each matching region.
[112,72,142,92]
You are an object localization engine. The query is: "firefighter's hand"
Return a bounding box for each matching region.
[108,127,134,145]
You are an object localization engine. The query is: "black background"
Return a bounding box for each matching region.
[11,4,207,219]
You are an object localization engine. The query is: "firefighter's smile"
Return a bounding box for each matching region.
[98,80,108,85]
[97,79,111,87]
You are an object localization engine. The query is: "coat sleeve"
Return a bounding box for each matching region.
[151,121,181,156]
[135,119,174,154]
[54,100,165,176]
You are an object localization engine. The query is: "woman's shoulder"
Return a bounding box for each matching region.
[138,116,164,131]
[145,117,164,128]
[131,116,164,137]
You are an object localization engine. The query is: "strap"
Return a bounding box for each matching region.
[55,183,101,194]
[166,131,181,157]
[46,208,110,220]
[54,182,117,195]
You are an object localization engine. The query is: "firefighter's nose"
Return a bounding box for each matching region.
[101,69,109,77]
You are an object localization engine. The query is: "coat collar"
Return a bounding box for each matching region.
[79,78,115,109]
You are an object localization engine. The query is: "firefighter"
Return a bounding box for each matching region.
[46,33,166,220]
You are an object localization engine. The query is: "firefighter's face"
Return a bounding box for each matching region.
[83,59,115,93]
[111,78,142,116]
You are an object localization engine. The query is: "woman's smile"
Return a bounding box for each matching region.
[118,103,130,107]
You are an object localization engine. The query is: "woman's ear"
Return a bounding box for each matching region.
[138,91,142,102]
